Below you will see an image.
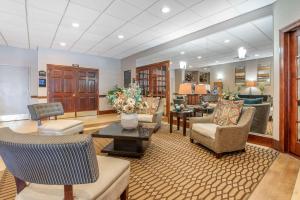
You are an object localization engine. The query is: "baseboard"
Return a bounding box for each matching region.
[248,134,274,148]
[98,110,116,115]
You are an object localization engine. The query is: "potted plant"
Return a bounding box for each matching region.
[107,83,148,129]
[258,82,265,95]
[222,88,239,101]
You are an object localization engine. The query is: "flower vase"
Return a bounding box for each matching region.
[121,113,138,129]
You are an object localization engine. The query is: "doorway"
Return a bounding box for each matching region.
[280,21,300,156]
[136,61,170,117]
[47,65,99,117]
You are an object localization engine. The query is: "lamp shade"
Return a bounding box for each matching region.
[194,84,207,95]
[246,80,257,87]
[179,83,192,94]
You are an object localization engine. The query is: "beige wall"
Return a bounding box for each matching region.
[273,0,300,140]
[208,57,273,95]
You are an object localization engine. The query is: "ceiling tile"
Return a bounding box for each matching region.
[65,2,99,21]
[28,6,61,25]
[191,0,231,17]
[130,12,162,29]
[235,0,276,14]
[0,0,25,17]
[122,0,158,10]
[92,13,125,30]
[175,0,205,7]
[106,0,142,21]
[165,10,202,27]
[117,23,146,36]
[252,16,273,39]
[70,0,114,13]
[28,0,68,14]
[208,8,239,24]
[147,0,186,19]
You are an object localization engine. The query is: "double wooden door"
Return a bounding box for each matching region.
[136,61,170,116]
[47,65,99,114]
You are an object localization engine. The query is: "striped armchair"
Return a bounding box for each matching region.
[0,128,130,200]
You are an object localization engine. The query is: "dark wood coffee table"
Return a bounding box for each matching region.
[92,123,153,158]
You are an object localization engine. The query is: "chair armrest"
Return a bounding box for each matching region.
[153,111,163,123]
[189,115,213,124]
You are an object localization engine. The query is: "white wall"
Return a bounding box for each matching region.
[273,0,300,140]
[0,46,123,112]
[208,57,273,95]
[37,48,123,111]
[0,46,37,97]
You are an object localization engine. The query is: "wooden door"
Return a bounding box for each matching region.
[47,65,99,115]
[136,61,170,116]
[77,68,99,112]
[289,29,300,156]
[47,65,77,113]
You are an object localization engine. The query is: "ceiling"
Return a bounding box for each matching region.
[136,15,274,68]
[0,0,275,59]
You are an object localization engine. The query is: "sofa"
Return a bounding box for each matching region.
[189,107,255,158]
[28,102,84,135]
[137,97,164,132]
[0,127,130,200]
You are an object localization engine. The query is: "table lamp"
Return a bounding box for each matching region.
[246,80,257,95]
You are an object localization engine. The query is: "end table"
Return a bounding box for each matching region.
[169,110,194,136]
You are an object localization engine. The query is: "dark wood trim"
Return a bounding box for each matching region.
[64,185,74,200]
[136,60,171,118]
[279,19,300,153]
[99,94,107,98]
[248,134,274,148]
[98,110,116,115]
[30,95,47,99]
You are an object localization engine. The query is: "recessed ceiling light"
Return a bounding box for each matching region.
[161,6,170,13]
[180,51,185,55]
[197,56,202,59]
[59,42,66,47]
[118,35,124,39]
[255,54,259,57]
[72,22,80,28]
[224,39,230,43]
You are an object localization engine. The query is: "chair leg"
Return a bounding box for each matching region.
[64,185,74,200]
[215,153,223,159]
[190,138,194,143]
[120,186,129,200]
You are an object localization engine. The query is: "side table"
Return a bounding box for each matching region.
[169,110,194,136]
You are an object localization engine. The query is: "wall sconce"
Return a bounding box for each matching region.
[217,73,223,81]
[179,61,187,69]
[238,47,247,59]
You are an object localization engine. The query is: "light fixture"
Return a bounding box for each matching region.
[224,39,230,43]
[255,54,259,57]
[194,84,207,95]
[203,68,208,70]
[179,83,192,95]
[118,35,124,39]
[246,80,257,95]
[179,61,187,69]
[72,22,80,28]
[180,51,185,55]
[217,73,223,81]
[197,56,202,59]
[59,42,66,47]
[161,6,170,13]
[238,47,247,59]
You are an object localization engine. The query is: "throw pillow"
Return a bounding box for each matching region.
[142,97,160,114]
[213,100,244,126]
[243,97,263,104]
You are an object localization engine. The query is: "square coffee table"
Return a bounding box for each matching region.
[92,122,153,158]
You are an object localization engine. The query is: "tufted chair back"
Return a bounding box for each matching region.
[28,102,64,121]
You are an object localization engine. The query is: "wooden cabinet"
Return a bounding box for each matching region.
[136,61,170,116]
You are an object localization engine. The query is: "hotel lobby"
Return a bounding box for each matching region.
[0,0,300,200]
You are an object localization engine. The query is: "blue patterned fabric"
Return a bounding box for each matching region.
[0,128,99,185]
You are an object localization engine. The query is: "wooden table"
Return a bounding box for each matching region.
[92,122,153,158]
[169,110,194,136]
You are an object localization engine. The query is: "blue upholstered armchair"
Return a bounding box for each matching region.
[0,127,130,200]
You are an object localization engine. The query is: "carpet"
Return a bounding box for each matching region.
[0,125,279,200]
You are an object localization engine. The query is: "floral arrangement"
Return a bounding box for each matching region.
[222,88,240,101]
[258,82,265,95]
[107,83,148,114]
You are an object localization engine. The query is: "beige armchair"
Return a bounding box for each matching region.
[189,107,255,158]
[138,98,164,132]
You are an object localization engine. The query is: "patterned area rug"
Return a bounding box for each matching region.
[0,125,278,200]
